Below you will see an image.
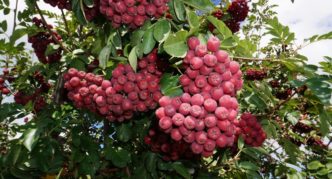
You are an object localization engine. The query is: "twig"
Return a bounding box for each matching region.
[269,91,297,118]
[12,0,19,34]
[35,2,70,53]
[168,19,180,31]
[61,9,70,35]
[125,167,131,177]
[231,56,280,62]
[53,72,65,104]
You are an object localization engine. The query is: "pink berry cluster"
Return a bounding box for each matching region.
[28,18,62,64]
[144,129,198,161]
[99,0,169,29]
[155,36,244,157]
[235,113,266,147]
[43,0,71,10]
[64,51,163,122]
[245,69,267,81]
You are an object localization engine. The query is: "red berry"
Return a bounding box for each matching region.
[187,37,200,50]
[204,115,217,128]
[207,36,221,52]
[195,44,208,57]
[191,142,203,154]
[215,107,229,120]
[191,94,204,106]
[207,127,221,140]
[203,54,217,67]
[172,113,185,126]
[179,103,191,115]
[195,131,208,144]
[184,116,196,129]
[171,129,182,141]
[203,98,217,112]
[204,139,216,151]
[216,135,227,148]
[159,116,172,129]
[190,57,204,70]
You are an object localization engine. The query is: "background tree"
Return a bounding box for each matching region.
[0,0,331,178]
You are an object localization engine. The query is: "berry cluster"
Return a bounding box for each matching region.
[0,68,10,95]
[43,0,71,10]
[14,71,50,112]
[84,0,100,21]
[99,0,169,29]
[235,113,266,147]
[225,0,249,33]
[275,88,292,100]
[144,129,198,161]
[292,122,313,134]
[210,0,249,33]
[155,36,243,157]
[64,51,163,122]
[28,18,62,64]
[245,69,267,81]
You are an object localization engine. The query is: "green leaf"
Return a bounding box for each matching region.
[306,77,331,105]
[172,162,191,179]
[286,111,300,125]
[23,128,40,152]
[131,29,145,46]
[153,20,171,42]
[164,30,188,57]
[160,73,183,97]
[237,136,244,150]
[0,21,7,32]
[106,147,131,168]
[173,0,186,21]
[142,28,156,54]
[179,0,214,11]
[98,45,112,69]
[207,16,232,39]
[318,108,331,136]
[128,46,138,72]
[83,0,94,7]
[239,161,259,171]
[116,123,132,142]
[72,0,87,25]
[45,44,60,56]
[307,161,324,170]
[187,9,200,36]
[6,145,22,166]
[10,28,27,44]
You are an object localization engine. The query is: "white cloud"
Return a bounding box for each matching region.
[271,0,332,64]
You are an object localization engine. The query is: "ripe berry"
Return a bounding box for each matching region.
[190,57,204,70]
[203,54,217,67]
[191,94,204,106]
[187,37,200,50]
[171,129,182,141]
[159,117,172,129]
[191,142,203,154]
[204,115,217,128]
[172,113,185,126]
[195,45,208,57]
[195,131,208,144]
[184,116,196,129]
[207,36,220,52]
[203,98,217,112]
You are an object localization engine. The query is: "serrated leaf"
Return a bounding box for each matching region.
[153,20,171,42]
[164,30,188,58]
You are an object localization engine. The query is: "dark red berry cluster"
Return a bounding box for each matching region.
[245,69,267,81]
[144,129,199,161]
[155,36,243,157]
[28,18,62,64]
[292,122,313,134]
[99,0,169,29]
[84,0,100,21]
[235,113,266,147]
[43,0,71,10]
[0,68,10,95]
[13,71,50,112]
[210,0,249,33]
[275,88,292,100]
[307,137,327,148]
[225,0,249,33]
[64,51,163,122]
[44,0,99,20]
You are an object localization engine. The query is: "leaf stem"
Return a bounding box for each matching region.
[12,0,19,34]
[61,9,70,36]
[35,2,70,53]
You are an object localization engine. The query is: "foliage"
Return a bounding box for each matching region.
[0,0,331,178]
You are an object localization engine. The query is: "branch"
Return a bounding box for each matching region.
[269,91,297,118]
[231,56,280,62]
[53,72,65,104]
[12,0,19,34]
[61,9,70,36]
[35,2,70,53]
